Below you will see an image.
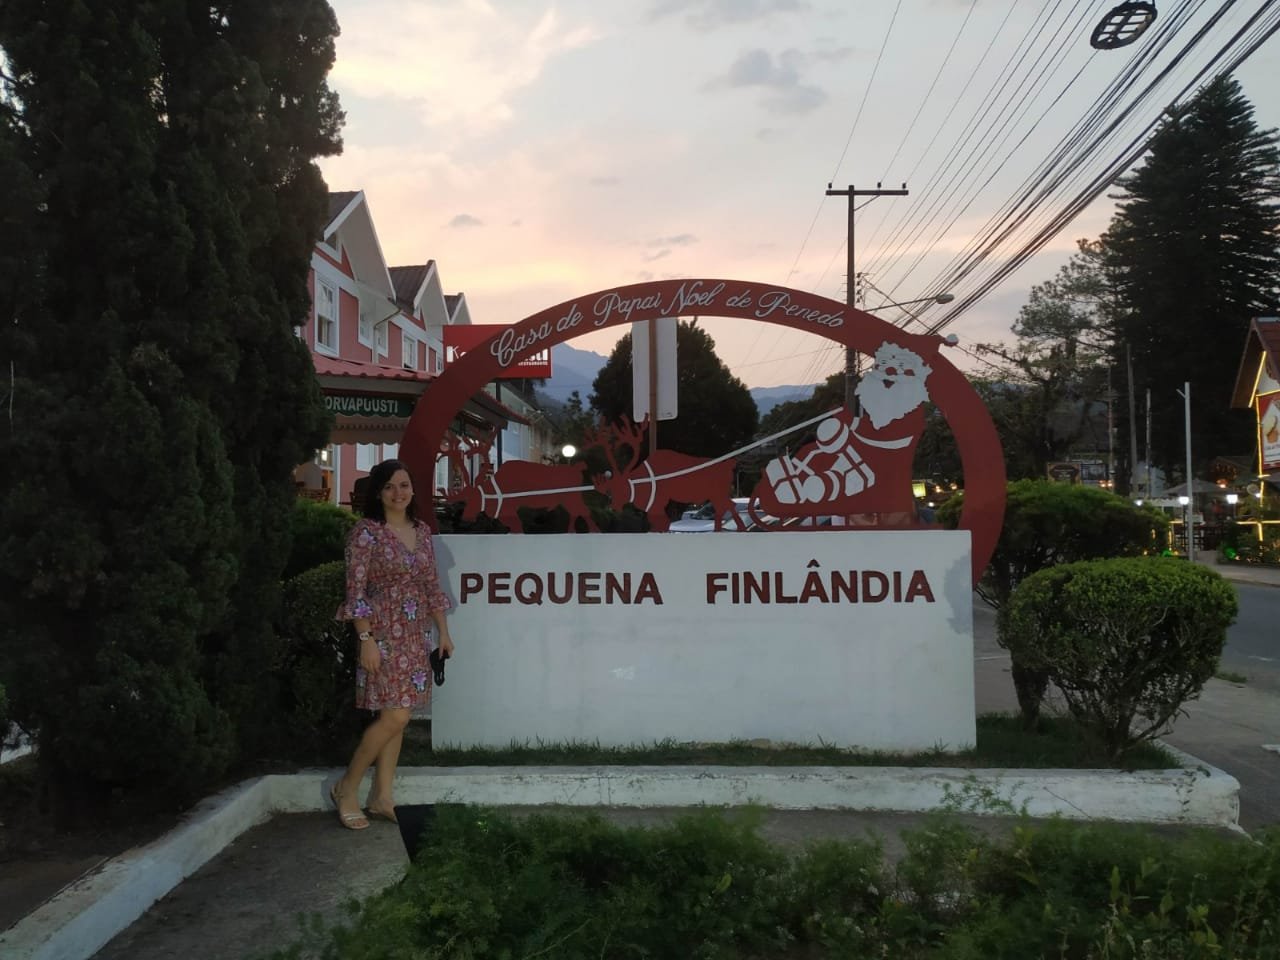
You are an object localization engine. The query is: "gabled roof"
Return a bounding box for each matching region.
[327,191,360,224]
[321,191,395,300]
[389,263,435,310]
[445,294,461,314]
[1231,317,1280,408]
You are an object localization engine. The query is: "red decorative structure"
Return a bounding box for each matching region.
[446,433,599,532]
[401,279,1006,586]
[593,418,741,532]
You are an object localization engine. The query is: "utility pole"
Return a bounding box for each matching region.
[826,183,908,411]
[1126,344,1139,495]
[1177,381,1194,563]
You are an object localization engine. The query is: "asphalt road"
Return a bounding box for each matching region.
[1220,583,1280,693]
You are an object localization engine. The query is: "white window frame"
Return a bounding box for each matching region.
[375,318,389,358]
[315,278,338,355]
[402,332,418,370]
[356,443,378,471]
[358,310,374,348]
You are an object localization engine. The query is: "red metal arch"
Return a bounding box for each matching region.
[401,279,1005,585]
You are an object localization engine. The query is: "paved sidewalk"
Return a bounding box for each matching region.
[1198,555,1280,588]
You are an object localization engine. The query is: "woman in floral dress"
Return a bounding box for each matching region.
[331,459,455,830]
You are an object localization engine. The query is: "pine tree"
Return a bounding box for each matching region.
[590,321,758,457]
[0,1,340,818]
[1104,77,1280,480]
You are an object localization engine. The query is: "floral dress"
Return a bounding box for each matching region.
[336,518,452,710]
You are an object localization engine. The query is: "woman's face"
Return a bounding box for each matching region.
[381,469,414,515]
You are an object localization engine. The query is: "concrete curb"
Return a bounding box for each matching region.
[1,751,1241,960]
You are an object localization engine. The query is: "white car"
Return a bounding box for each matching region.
[668,497,757,532]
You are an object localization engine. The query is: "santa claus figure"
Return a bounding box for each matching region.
[760,340,933,518]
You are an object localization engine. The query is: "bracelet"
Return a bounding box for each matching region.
[358,630,374,642]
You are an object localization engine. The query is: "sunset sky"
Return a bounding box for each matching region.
[317,0,1280,391]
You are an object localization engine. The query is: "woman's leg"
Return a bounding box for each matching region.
[367,729,405,814]
[335,708,411,819]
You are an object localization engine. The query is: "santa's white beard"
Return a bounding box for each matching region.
[856,376,927,430]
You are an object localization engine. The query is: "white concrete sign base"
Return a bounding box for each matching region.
[433,531,975,751]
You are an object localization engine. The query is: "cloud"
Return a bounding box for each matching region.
[648,234,698,247]
[329,2,599,137]
[643,249,673,263]
[710,48,827,114]
[449,213,484,229]
[649,0,809,30]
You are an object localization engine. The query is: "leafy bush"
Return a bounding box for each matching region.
[272,807,1280,960]
[999,557,1236,758]
[285,500,357,581]
[271,561,363,760]
[939,480,1168,724]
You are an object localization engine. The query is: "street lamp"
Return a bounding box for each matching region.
[867,292,956,312]
[561,443,577,461]
[860,275,955,324]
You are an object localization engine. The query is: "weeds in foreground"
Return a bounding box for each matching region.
[267,808,1277,960]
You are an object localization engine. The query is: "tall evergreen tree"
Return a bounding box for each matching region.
[974,241,1113,481]
[0,2,340,819]
[590,321,758,458]
[1104,77,1280,480]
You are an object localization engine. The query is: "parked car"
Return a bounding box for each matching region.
[669,497,758,532]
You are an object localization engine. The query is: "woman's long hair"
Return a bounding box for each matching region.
[362,459,418,523]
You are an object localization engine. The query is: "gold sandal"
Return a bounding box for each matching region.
[330,783,369,831]
[365,800,398,824]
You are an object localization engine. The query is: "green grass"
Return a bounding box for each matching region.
[401,713,1179,770]
[1216,669,1249,684]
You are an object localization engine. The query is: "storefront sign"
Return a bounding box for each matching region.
[324,394,416,418]
[1047,461,1082,484]
[432,531,975,751]
[1261,392,1280,470]
[444,325,553,379]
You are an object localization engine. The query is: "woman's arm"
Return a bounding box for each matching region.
[337,520,382,674]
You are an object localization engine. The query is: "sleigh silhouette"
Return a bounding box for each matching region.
[439,406,927,533]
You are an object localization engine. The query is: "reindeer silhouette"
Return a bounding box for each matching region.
[448,434,600,532]
[593,418,740,532]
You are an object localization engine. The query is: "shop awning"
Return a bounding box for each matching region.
[312,354,528,447]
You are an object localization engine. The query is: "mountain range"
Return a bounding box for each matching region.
[534,343,815,418]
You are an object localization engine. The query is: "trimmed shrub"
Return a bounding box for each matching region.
[285,500,356,581]
[999,557,1237,758]
[272,561,363,760]
[940,480,1169,724]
